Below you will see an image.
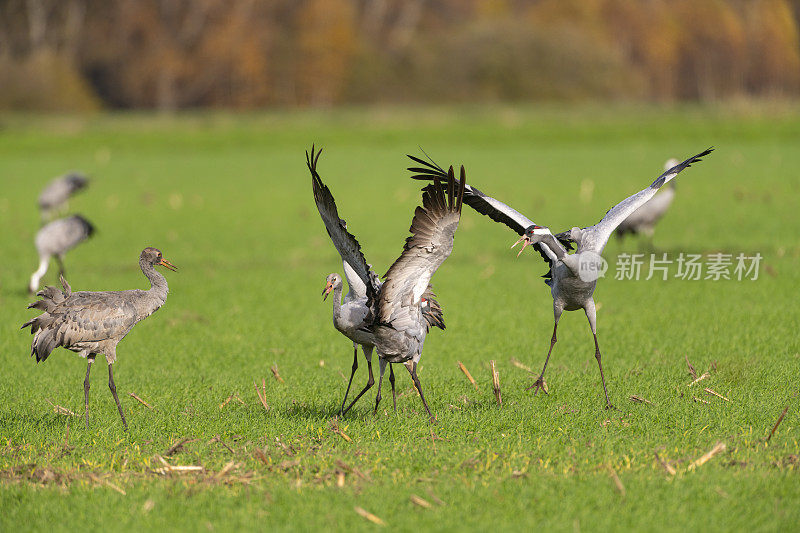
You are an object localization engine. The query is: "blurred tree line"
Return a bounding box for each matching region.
[1,0,799,110]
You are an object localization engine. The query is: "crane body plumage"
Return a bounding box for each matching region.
[22,247,176,429]
[308,146,450,419]
[369,165,465,421]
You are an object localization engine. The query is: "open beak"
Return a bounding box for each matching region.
[511,235,530,257]
[158,258,178,271]
[322,282,333,301]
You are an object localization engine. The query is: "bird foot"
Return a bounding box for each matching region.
[428,416,438,425]
[526,376,549,395]
[605,403,616,411]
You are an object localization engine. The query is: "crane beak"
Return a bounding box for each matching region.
[158,258,178,271]
[511,235,530,257]
[322,282,333,301]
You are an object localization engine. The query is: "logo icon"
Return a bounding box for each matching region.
[577,251,608,282]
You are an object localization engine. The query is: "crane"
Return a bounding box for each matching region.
[22,247,177,429]
[28,214,95,294]
[308,147,444,416]
[408,149,712,408]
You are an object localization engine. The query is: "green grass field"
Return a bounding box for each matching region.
[1,104,799,531]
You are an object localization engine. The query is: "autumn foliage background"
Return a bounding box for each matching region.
[2,0,800,111]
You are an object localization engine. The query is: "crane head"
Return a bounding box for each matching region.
[141,247,177,271]
[511,225,549,257]
[322,273,341,301]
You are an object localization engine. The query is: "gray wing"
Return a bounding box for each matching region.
[408,153,574,269]
[583,148,713,253]
[307,146,380,301]
[35,215,95,255]
[616,188,675,233]
[23,290,137,362]
[377,166,465,332]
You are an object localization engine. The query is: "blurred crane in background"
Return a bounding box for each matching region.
[28,214,95,294]
[38,172,89,222]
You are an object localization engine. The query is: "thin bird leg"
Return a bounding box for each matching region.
[593,333,614,410]
[642,228,656,252]
[55,255,66,277]
[527,306,562,394]
[108,364,128,430]
[339,343,359,416]
[389,364,396,412]
[83,358,93,428]
[584,299,613,409]
[343,357,375,416]
[373,359,388,415]
[405,361,435,423]
[527,322,558,394]
[29,256,49,294]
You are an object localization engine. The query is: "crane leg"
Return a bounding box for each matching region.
[373,359,387,415]
[339,343,359,416]
[83,359,93,428]
[405,361,435,424]
[389,364,396,412]
[108,364,128,430]
[55,255,66,277]
[593,333,614,410]
[342,346,375,416]
[642,227,655,252]
[29,256,49,294]
[584,299,613,409]
[527,306,562,395]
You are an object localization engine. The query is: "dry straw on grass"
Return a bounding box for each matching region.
[490,360,501,405]
[457,361,478,390]
[688,442,726,471]
[354,506,385,526]
[129,392,154,409]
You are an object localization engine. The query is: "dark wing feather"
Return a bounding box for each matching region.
[377,166,465,331]
[407,152,572,271]
[308,146,380,301]
[421,285,445,331]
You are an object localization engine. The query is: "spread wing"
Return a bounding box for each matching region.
[377,166,465,331]
[307,146,380,301]
[407,153,573,272]
[584,148,713,252]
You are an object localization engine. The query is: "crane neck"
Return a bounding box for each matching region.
[539,233,568,259]
[330,283,345,320]
[140,257,169,307]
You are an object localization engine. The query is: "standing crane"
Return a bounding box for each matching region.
[28,215,95,294]
[308,147,444,416]
[614,158,681,244]
[370,164,465,422]
[22,247,177,429]
[408,149,712,408]
[38,172,89,221]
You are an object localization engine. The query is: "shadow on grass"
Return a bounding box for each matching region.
[274,394,504,424]
[0,410,75,434]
